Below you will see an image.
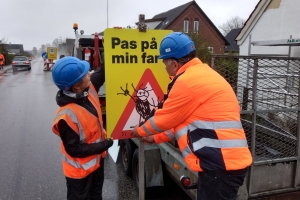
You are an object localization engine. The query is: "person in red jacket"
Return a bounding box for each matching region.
[51,56,113,200]
[132,32,252,200]
[0,53,5,70]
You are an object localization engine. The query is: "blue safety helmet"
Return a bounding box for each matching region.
[158,32,196,60]
[52,56,90,90]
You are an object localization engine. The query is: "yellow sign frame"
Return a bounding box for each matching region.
[104,28,172,139]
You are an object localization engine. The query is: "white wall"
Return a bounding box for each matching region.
[239,0,300,57]
[145,21,162,30]
[236,0,300,113]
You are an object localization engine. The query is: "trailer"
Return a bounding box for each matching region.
[211,53,300,199]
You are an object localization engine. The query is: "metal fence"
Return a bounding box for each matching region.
[210,55,300,198]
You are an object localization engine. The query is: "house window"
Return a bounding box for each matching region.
[208,47,214,53]
[184,20,189,33]
[194,21,199,33]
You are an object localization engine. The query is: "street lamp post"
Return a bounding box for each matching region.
[107,0,108,28]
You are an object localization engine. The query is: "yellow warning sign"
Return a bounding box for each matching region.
[47,47,57,60]
[104,28,172,139]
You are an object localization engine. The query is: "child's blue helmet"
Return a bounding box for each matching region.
[52,56,90,90]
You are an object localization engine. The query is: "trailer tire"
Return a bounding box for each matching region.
[121,139,133,176]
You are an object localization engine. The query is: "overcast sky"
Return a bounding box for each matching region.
[1,0,259,50]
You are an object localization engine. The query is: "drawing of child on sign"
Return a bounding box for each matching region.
[117,83,162,125]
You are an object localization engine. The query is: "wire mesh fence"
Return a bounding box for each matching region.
[210,54,300,197]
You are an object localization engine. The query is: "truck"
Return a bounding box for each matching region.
[72,23,106,116]
[71,24,300,200]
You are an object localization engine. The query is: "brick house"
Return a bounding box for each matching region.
[145,1,229,54]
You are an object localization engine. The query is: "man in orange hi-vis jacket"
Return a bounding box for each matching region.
[132,32,252,200]
[0,53,5,70]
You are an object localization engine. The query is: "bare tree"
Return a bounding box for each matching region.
[0,37,8,44]
[52,38,60,47]
[52,37,65,47]
[0,37,8,53]
[219,16,245,36]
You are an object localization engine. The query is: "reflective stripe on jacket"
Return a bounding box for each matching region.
[153,129,175,143]
[138,58,252,172]
[52,85,106,178]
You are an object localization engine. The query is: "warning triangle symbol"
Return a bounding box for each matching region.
[111,68,165,140]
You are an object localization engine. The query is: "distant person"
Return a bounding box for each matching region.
[132,32,252,200]
[51,56,113,200]
[0,53,5,70]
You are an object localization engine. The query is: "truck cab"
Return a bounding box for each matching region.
[72,27,106,117]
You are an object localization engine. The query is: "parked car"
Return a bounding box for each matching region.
[12,56,31,71]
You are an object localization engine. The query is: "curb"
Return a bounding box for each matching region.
[0,65,12,75]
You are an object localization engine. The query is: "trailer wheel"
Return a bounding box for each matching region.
[121,139,133,176]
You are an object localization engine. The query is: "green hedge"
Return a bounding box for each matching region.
[1,53,15,65]
[7,54,15,64]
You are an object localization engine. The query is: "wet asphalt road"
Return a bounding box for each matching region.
[0,58,191,200]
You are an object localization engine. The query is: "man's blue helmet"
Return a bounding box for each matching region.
[52,56,90,90]
[158,32,195,60]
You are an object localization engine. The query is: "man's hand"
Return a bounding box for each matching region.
[131,125,140,137]
[141,136,155,145]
